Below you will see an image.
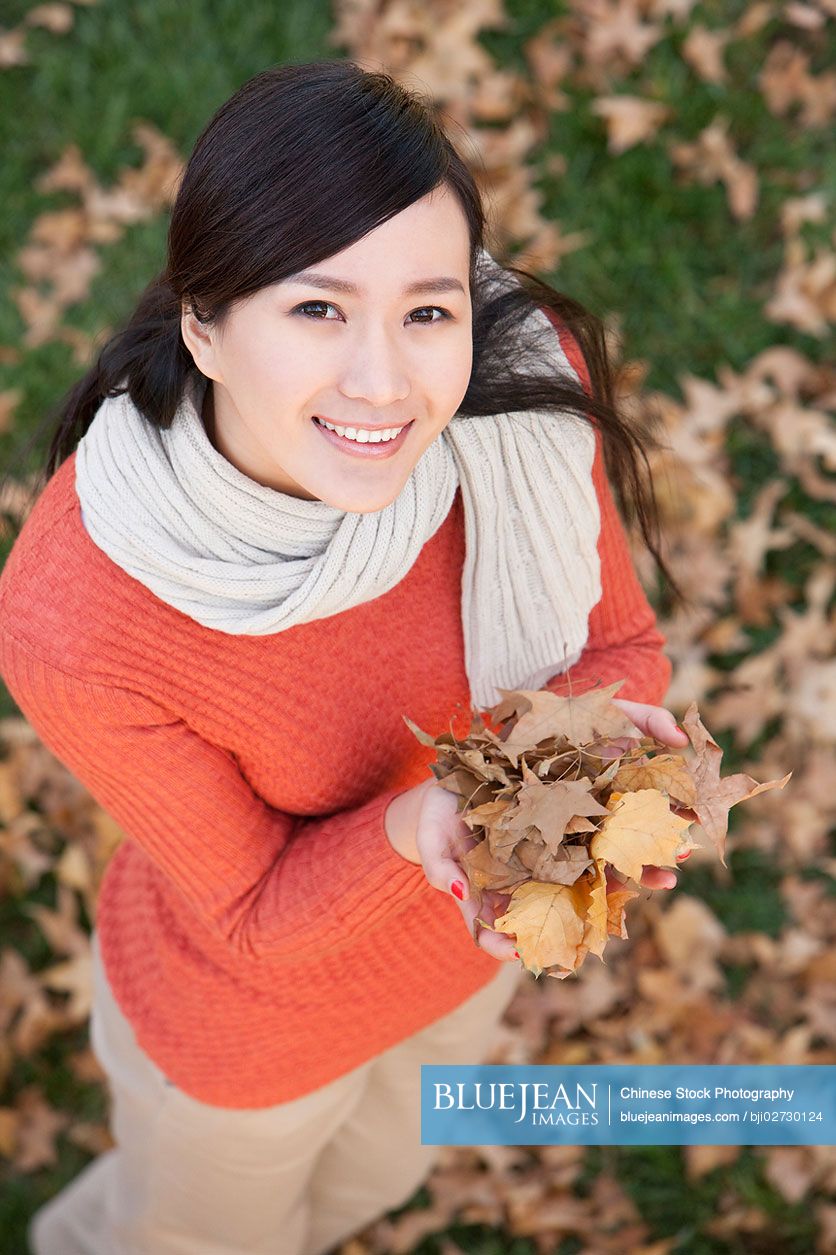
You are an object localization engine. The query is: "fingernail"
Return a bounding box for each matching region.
[450,880,465,900]
[676,850,691,861]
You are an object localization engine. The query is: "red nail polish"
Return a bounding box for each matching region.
[676,850,691,860]
[514,951,520,958]
[450,880,465,900]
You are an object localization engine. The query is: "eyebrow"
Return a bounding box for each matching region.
[282,270,466,297]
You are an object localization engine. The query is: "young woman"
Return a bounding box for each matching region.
[0,59,692,1255]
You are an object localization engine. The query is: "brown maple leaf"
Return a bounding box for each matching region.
[498,761,610,857]
[489,680,643,768]
[680,702,793,865]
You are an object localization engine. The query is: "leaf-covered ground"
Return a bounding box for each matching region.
[0,1,834,1252]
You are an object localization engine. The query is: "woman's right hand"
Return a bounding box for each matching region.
[413,782,519,963]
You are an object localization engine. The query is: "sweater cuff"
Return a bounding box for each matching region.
[241,782,430,964]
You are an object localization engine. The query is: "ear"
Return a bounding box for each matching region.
[180,302,223,384]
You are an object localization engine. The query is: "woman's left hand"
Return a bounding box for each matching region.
[600,698,691,894]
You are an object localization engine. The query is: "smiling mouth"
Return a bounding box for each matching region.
[313,417,410,437]
[311,416,414,456]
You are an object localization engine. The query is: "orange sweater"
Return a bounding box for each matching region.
[0,327,672,1107]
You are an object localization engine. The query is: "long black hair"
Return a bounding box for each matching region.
[1,58,690,610]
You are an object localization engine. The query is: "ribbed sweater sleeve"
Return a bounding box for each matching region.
[0,635,427,965]
[545,318,672,708]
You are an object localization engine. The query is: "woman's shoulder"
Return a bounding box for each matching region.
[0,452,79,620]
[0,450,168,680]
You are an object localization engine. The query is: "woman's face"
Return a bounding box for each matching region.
[180,184,474,513]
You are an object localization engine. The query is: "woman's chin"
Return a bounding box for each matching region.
[314,474,407,515]
[325,492,398,515]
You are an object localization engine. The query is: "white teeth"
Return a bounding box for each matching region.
[315,417,404,443]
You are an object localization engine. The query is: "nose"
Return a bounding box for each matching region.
[339,328,411,408]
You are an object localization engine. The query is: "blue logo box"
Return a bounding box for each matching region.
[421,1065,835,1145]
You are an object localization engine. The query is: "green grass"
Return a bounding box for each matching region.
[0,0,338,482]
[487,1,834,400]
[599,1144,820,1254]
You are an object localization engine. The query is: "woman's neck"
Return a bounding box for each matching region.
[201,382,217,451]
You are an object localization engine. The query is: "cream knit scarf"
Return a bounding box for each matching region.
[74,250,601,710]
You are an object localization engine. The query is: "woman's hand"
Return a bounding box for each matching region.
[414,783,519,962]
[602,698,691,893]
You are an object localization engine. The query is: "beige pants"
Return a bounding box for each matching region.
[28,929,521,1255]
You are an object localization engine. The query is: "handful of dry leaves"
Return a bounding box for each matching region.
[404,680,792,980]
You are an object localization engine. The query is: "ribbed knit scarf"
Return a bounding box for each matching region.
[74,249,601,710]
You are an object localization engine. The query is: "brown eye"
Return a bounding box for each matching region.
[409,307,451,324]
[294,301,341,319]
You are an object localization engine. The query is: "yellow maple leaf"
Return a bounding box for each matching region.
[612,753,697,807]
[606,884,640,938]
[589,789,692,882]
[554,858,610,973]
[491,881,585,978]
